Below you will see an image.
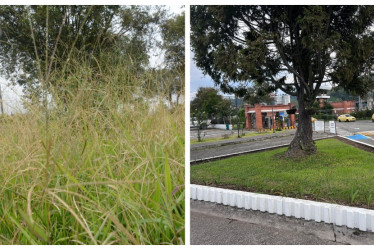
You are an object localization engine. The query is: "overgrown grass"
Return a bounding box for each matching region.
[191,138,374,209]
[0,59,184,244]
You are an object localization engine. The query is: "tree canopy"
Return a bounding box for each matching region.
[159,11,185,105]
[191,87,232,119]
[191,5,374,156]
[161,11,185,72]
[0,5,175,101]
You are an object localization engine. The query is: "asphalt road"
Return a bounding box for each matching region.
[190,128,243,140]
[191,200,374,245]
[335,120,374,146]
[190,120,374,140]
[336,119,374,135]
[190,120,374,161]
[190,132,331,161]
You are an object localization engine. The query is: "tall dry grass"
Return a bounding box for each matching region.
[0,54,184,244]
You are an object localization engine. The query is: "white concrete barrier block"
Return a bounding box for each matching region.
[359,211,367,231]
[208,188,216,203]
[244,194,251,210]
[346,210,355,228]
[284,199,292,217]
[310,204,316,221]
[251,195,259,211]
[347,210,355,228]
[370,212,374,232]
[197,187,203,201]
[259,196,266,212]
[236,193,243,208]
[314,204,322,222]
[215,190,222,204]
[365,211,372,232]
[276,198,283,215]
[191,186,197,200]
[353,209,360,229]
[335,207,344,226]
[304,203,312,221]
[222,191,229,205]
[191,185,374,232]
[294,201,301,219]
[322,205,332,224]
[268,198,276,214]
[203,187,210,201]
[290,201,297,218]
[229,192,236,207]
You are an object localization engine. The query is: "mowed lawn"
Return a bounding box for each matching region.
[191,138,374,209]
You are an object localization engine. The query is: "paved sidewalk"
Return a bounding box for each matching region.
[191,200,374,245]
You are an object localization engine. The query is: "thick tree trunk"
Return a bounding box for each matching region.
[285,97,317,157]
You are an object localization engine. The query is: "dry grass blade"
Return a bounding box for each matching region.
[47,190,98,245]
[27,184,36,224]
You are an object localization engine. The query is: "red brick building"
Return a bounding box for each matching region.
[244,103,295,130]
[245,100,356,131]
[329,101,356,115]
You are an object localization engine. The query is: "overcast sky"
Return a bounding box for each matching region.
[0,5,184,115]
[190,51,217,100]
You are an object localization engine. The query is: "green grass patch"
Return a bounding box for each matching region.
[191,138,374,209]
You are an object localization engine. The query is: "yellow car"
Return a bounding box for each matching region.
[372,114,374,122]
[311,117,317,123]
[338,114,356,122]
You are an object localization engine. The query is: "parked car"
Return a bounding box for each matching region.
[337,114,356,122]
[311,117,317,123]
[372,114,374,122]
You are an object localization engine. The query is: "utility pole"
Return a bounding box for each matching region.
[0,84,4,115]
[272,97,275,133]
[236,94,240,138]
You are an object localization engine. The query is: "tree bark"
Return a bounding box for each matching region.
[285,96,317,157]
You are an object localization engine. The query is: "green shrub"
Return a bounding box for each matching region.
[351,109,373,119]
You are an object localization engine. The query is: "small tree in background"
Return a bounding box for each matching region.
[191,87,225,118]
[192,109,207,142]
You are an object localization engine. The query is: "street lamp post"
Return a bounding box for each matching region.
[236,94,240,138]
[272,104,275,133]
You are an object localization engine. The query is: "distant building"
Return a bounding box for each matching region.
[330,101,356,115]
[270,93,291,105]
[244,103,295,130]
[357,93,374,111]
[316,83,332,104]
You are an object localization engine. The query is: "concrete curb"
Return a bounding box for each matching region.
[191,135,335,164]
[191,184,374,232]
[338,135,374,148]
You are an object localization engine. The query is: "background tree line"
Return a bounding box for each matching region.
[191,87,246,125]
[0,5,184,108]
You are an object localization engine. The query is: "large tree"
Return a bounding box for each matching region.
[160,11,185,105]
[191,87,232,119]
[0,5,163,100]
[191,5,374,157]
